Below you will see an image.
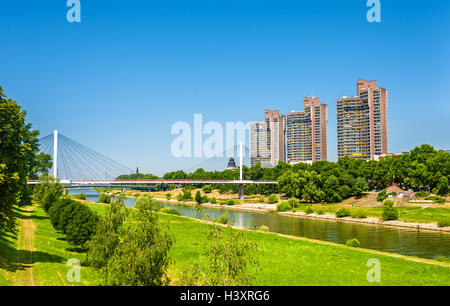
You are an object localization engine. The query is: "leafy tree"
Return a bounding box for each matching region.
[65,203,99,247]
[195,191,202,204]
[0,85,43,233]
[436,176,449,196]
[381,200,399,221]
[33,175,64,212]
[135,195,162,212]
[108,201,174,286]
[202,185,213,194]
[323,175,342,203]
[177,216,258,286]
[353,177,369,198]
[267,194,278,204]
[86,196,128,285]
[97,193,111,204]
[302,181,325,203]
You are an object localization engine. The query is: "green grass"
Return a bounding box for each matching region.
[30,204,102,286]
[155,211,450,286]
[293,205,450,224]
[1,202,450,286]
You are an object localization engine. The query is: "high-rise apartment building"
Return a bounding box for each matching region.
[286,97,328,164]
[250,121,271,166]
[337,79,388,160]
[250,110,286,167]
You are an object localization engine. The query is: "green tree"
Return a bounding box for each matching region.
[323,175,342,203]
[436,176,449,196]
[302,181,325,203]
[86,196,128,285]
[0,86,42,233]
[65,203,99,248]
[381,200,399,221]
[33,175,64,212]
[108,201,174,286]
[353,177,369,198]
[135,195,162,212]
[177,216,259,286]
[195,191,202,204]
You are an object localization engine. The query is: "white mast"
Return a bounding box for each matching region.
[239,142,243,181]
[53,130,58,178]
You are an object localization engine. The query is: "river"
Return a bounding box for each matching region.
[68,188,450,260]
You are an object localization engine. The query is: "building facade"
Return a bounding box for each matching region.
[286,97,328,164]
[337,79,388,160]
[250,110,286,167]
[250,121,271,166]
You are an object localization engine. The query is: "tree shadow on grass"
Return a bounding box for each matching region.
[65,247,87,253]
[0,236,65,273]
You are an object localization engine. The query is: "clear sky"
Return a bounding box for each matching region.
[1,0,449,176]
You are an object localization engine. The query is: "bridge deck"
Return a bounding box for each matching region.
[28,179,278,185]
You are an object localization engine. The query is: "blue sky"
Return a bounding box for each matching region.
[1,0,449,176]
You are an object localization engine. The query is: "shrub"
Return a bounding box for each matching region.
[165,193,172,200]
[209,197,217,204]
[202,185,213,194]
[42,191,60,213]
[213,213,229,225]
[74,193,87,200]
[434,256,450,263]
[226,199,236,206]
[304,206,314,215]
[437,220,450,228]
[415,191,430,198]
[315,207,325,215]
[48,198,98,247]
[48,198,73,231]
[135,196,163,212]
[182,189,193,201]
[160,207,181,216]
[377,189,388,202]
[351,208,368,219]
[434,197,447,204]
[33,175,64,209]
[177,193,184,202]
[259,196,266,203]
[65,204,99,247]
[346,238,360,248]
[267,194,278,204]
[97,193,111,204]
[335,208,351,218]
[276,201,295,212]
[258,225,270,232]
[382,200,399,221]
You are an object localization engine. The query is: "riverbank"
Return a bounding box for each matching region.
[2,202,449,285]
[152,197,450,233]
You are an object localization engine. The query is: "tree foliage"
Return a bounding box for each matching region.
[108,204,174,286]
[0,86,50,233]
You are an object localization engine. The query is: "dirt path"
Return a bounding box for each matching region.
[16,206,35,286]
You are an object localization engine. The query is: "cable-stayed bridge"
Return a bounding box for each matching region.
[32,131,277,197]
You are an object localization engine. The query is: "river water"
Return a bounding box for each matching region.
[68,188,450,260]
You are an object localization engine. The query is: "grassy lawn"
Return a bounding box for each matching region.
[293,204,450,224]
[1,202,449,286]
